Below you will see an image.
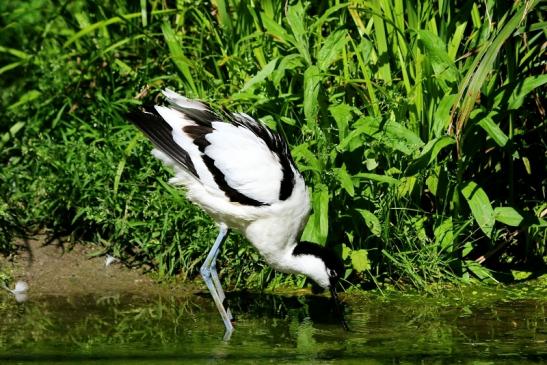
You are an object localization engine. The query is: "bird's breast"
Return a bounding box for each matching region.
[243,212,305,270]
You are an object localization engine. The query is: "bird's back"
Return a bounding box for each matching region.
[127,90,310,238]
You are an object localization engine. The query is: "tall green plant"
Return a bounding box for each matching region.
[1,0,545,289]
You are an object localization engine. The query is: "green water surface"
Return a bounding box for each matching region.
[0,284,545,364]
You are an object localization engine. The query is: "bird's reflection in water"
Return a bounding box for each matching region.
[197,290,349,329]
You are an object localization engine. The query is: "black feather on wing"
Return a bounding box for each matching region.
[126,106,198,177]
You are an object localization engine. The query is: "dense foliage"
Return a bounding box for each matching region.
[1,0,545,290]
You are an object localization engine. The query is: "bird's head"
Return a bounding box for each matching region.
[292,241,344,293]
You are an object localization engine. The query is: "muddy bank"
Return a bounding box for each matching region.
[0,236,195,297]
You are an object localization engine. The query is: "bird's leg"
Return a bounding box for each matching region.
[200,223,234,340]
[210,241,233,321]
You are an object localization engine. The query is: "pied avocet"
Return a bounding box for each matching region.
[127,89,345,339]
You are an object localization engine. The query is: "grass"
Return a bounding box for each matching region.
[0,0,545,291]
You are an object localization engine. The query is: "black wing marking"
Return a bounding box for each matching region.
[183,125,212,152]
[230,113,296,201]
[126,106,198,177]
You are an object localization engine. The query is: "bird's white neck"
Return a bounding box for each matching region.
[244,220,331,289]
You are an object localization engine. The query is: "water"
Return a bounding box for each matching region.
[0,288,545,364]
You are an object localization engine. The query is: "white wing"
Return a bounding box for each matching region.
[204,121,284,205]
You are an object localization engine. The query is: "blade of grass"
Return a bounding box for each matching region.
[161,21,198,95]
[370,1,392,84]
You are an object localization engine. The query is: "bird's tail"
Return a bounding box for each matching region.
[126,105,198,177]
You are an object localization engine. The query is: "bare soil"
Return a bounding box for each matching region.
[0,235,193,297]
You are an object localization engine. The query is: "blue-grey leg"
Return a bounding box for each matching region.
[200,223,233,340]
[210,244,233,321]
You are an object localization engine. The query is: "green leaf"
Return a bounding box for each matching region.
[301,184,329,244]
[0,61,24,75]
[398,176,417,197]
[240,58,278,92]
[462,242,473,257]
[352,117,424,155]
[258,115,276,130]
[508,74,547,110]
[310,3,349,31]
[286,2,311,65]
[286,2,306,40]
[448,22,467,61]
[303,65,322,124]
[272,54,304,86]
[522,156,532,175]
[328,103,353,142]
[0,121,25,148]
[350,249,371,272]
[114,135,140,195]
[477,117,509,147]
[411,216,428,242]
[8,90,41,111]
[335,165,354,197]
[354,173,399,185]
[261,12,294,45]
[416,30,458,83]
[461,181,495,237]
[291,143,322,171]
[427,165,449,199]
[114,59,134,76]
[316,187,329,244]
[337,124,369,152]
[432,94,457,138]
[382,120,424,153]
[211,0,233,31]
[317,30,348,71]
[341,244,351,260]
[464,260,497,282]
[357,209,381,237]
[434,218,454,252]
[280,116,296,126]
[0,46,31,59]
[365,158,378,171]
[156,178,186,207]
[494,207,524,227]
[370,1,391,83]
[512,270,533,281]
[406,136,455,175]
[140,0,147,27]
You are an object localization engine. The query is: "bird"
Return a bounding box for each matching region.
[127,89,345,339]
